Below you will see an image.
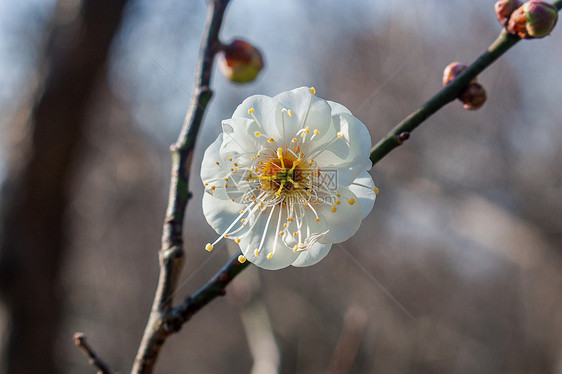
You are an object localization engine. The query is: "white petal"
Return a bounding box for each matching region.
[202,192,247,235]
[238,206,299,270]
[232,94,284,141]
[292,243,332,267]
[220,117,260,156]
[348,171,377,219]
[273,87,333,141]
[309,186,363,244]
[327,100,352,116]
[312,114,372,185]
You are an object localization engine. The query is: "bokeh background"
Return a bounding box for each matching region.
[1,0,561,373]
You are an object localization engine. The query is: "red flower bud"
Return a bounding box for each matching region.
[219,39,264,83]
[495,0,523,27]
[507,0,558,39]
[442,62,469,87]
[458,83,487,110]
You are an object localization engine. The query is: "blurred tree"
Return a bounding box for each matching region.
[0,1,129,373]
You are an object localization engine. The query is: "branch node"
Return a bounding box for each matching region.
[396,131,410,145]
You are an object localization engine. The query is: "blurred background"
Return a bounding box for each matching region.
[0,0,561,373]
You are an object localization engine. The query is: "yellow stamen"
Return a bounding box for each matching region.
[331,205,337,213]
[348,198,356,205]
[267,253,274,259]
[205,243,214,252]
[268,138,275,143]
[292,137,298,143]
[235,238,241,243]
[254,131,261,137]
[287,110,293,117]
[373,186,380,195]
[254,248,259,256]
[238,255,246,263]
[310,87,316,94]
[216,161,220,165]
[337,132,344,139]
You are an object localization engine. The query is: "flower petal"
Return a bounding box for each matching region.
[273,86,333,142]
[232,94,284,141]
[292,243,332,267]
[238,206,300,270]
[348,171,377,219]
[310,186,363,244]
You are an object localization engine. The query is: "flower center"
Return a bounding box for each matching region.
[254,148,312,198]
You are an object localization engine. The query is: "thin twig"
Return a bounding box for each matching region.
[74,333,114,374]
[369,29,519,164]
[369,0,562,163]
[131,1,229,373]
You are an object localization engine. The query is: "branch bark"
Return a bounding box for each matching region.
[74,333,114,374]
[131,1,230,373]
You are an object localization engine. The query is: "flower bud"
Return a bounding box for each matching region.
[458,83,487,110]
[442,62,469,86]
[495,0,523,27]
[219,39,264,83]
[507,0,558,39]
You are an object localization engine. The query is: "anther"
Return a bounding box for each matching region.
[310,87,316,94]
[373,186,380,195]
[254,131,261,137]
[267,253,274,259]
[205,243,214,252]
[238,255,246,263]
[268,138,275,143]
[248,108,255,114]
[348,198,356,205]
[287,110,293,117]
[337,132,344,139]
[331,205,337,213]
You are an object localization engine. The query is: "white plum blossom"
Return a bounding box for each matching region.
[201,86,378,269]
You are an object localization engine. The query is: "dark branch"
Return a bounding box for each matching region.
[167,250,249,331]
[369,29,520,165]
[74,333,113,374]
[131,1,230,373]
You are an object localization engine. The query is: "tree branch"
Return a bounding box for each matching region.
[131,1,230,373]
[369,29,520,164]
[369,0,562,164]
[74,333,114,374]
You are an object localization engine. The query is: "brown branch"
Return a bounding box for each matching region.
[131,1,230,373]
[74,333,114,374]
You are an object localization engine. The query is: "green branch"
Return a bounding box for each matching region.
[369,29,520,165]
[370,0,561,165]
